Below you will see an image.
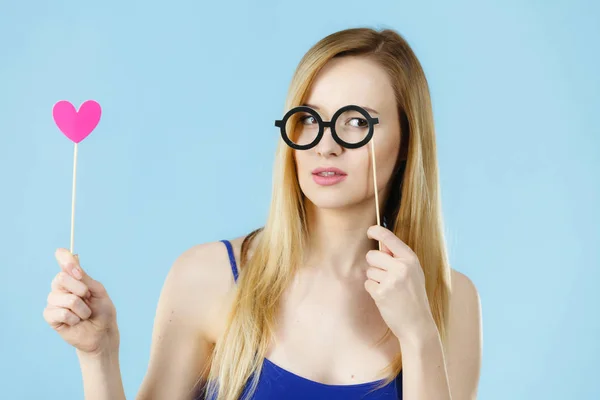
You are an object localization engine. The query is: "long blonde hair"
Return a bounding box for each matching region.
[203,27,452,400]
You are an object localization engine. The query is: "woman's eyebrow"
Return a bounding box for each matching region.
[302,103,380,115]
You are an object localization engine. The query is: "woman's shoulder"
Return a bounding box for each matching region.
[136,238,253,398]
[158,236,251,342]
[449,269,479,300]
[448,268,481,323]
[169,239,240,285]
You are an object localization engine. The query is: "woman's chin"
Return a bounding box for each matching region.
[304,193,357,210]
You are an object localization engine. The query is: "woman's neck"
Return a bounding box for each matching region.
[303,203,379,277]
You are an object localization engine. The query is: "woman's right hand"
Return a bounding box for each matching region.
[43,248,119,356]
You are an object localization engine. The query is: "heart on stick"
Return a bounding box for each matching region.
[52,100,102,143]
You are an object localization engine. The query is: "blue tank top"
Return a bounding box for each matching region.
[216,239,403,399]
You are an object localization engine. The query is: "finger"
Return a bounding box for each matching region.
[47,291,92,320]
[366,250,396,271]
[366,266,387,284]
[364,279,381,300]
[55,249,104,296]
[367,225,414,258]
[43,306,82,327]
[51,271,91,299]
[55,248,85,280]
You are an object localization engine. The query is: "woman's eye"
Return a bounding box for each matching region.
[300,115,316,125]
[349,118,368,128]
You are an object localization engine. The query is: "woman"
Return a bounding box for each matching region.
[43,27,482,399]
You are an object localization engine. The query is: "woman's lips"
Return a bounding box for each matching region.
[312,174,347,186]
[311,167,348,186]
[311,167,347,175]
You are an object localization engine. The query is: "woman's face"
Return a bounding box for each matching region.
[294,56,401,213]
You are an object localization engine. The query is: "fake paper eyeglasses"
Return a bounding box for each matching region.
[274,105,379,150]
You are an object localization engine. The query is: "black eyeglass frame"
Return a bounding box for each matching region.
[274,104,380,150]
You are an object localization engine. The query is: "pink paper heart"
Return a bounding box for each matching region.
[53,100,102,143]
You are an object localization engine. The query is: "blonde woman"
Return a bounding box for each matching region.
[43,27,482,400]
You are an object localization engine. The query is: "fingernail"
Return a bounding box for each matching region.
[72,267,83,280]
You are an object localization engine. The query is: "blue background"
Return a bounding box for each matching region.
[1,0,598,398]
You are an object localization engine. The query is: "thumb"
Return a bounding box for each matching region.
[380,241,393,256]
[72,254,106,296]
[55,248,106,296]
[55,248,95,286]
[55,248,84,279]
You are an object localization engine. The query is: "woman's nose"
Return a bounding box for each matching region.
[314,127,342,157]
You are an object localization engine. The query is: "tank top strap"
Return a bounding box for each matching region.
[220,239,239,283]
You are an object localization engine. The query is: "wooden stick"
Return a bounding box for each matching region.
[370,139,382,251]
[70,143,78,254]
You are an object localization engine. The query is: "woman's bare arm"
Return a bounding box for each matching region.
[77,241,235,400]
[398,269,482,400]
[446,269,483,399]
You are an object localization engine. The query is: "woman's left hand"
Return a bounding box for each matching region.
[364,224,438,343]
